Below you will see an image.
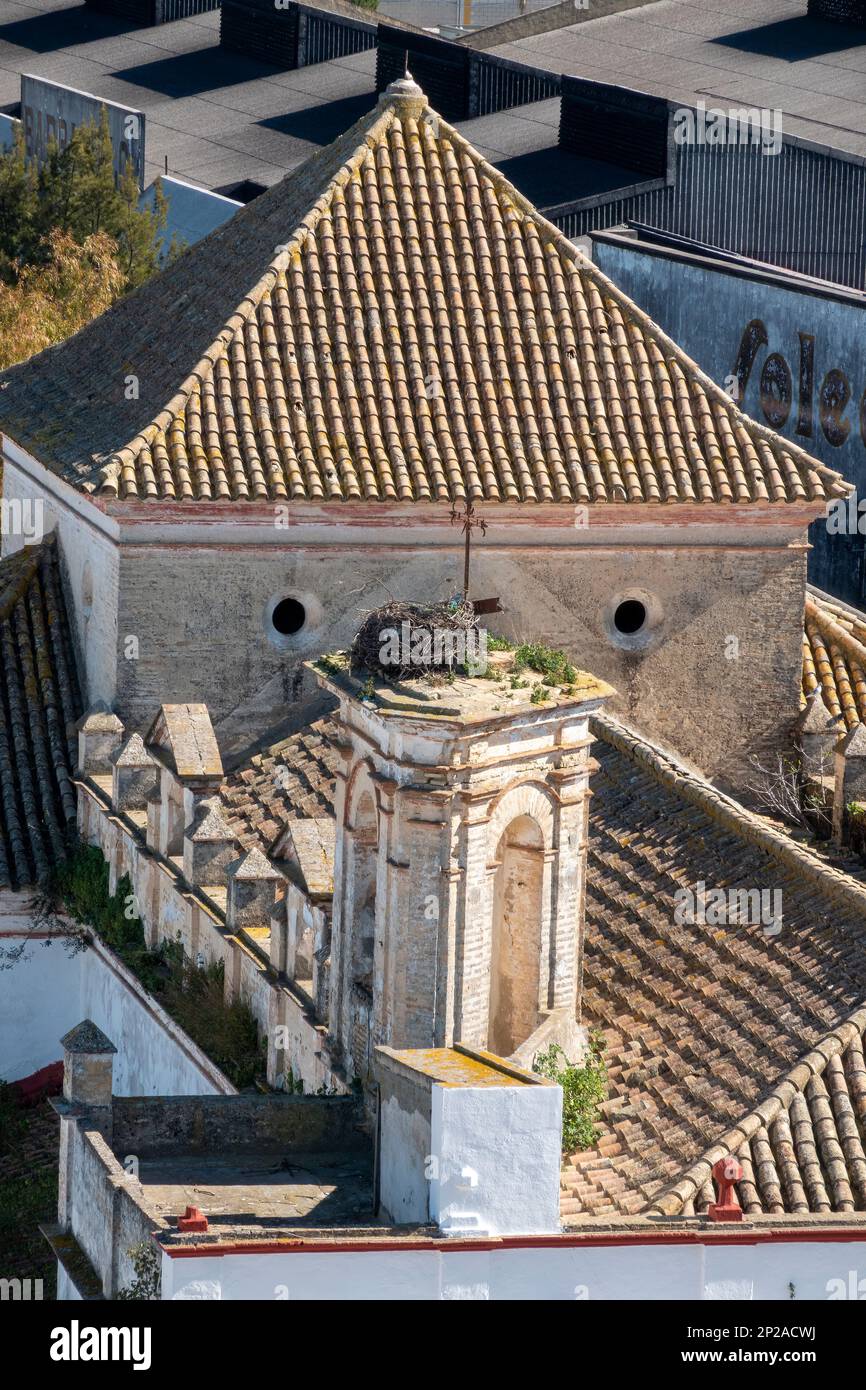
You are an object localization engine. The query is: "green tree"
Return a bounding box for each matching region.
[0,107,171,291]
[0,127,38,274]
[32,108,168,288]
[0,229,123,370]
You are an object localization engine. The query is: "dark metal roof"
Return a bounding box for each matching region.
[490,0,866,160]
[0,0,378,190]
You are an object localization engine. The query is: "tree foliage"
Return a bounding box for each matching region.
[0,228,123,370]
[0,113,169,287]
[0,111,174,368]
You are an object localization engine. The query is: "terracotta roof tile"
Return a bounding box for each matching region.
[0,538,82,891]
[566,714,866,1217]
[218,717,340,855]
[804,588,866,729]
[0,85,848,509]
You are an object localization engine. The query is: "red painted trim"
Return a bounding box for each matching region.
[163,1227,866,1259]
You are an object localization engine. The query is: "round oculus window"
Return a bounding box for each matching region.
[613,599,647,636]
[271,597,307,636]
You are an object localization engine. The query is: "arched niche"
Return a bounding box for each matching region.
[488,813,545,1057]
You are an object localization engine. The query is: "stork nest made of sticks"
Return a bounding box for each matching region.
[350,599,482,681]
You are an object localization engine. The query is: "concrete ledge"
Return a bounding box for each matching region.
[41,1225,105,1300]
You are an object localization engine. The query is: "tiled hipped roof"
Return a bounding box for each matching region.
[0,85,848,508]
[565,715,866,1219]
[803,587,866,729]
[654,1006,866,1218]
[0,539,81,891]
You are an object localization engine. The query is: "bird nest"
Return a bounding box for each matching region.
[351,599,481,681]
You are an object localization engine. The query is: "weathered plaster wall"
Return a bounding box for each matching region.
[79,939,233,1097]
[63,1121,159,1298]
[430,1082,562,1237]
[115,534,807,790]
[493,543,808,788]
[79,783,339,1096]
[111,1093,367,1156]
[0,895,230,1093]
[4,431,811,793]
[590,235,866,603]
[376,1061,433,1227]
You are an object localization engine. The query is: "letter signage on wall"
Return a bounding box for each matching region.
[21,74,146,189]
[590,230,866,604]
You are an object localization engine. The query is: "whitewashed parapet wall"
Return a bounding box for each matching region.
[0,893,232,1095]
[75,708,339,1095]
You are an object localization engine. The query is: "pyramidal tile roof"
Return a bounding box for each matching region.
[0,80,849,509]
[803,587,866,730]
[0,537,81,891]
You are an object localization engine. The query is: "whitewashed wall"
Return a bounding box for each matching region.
[0,906,230,1095]
[79,939,232,1096]
[0,893,81,1083]
[160,1236,866,1302]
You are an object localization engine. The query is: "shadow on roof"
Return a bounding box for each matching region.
[493,146,650,210]
[112,46,276,97]
[711,16,866,61]
[259,91,376,147]
[0,2,138,53]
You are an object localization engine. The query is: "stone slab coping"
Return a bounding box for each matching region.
[40,1224,104,1300]
[310,652,613,726]
[159,1210,866,1254]
[376,1042,552,1088]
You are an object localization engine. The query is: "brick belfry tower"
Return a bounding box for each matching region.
[310,646,613,1082]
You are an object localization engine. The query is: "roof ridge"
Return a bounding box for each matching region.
[648,998,866,1216]
[805,592,866,670]
[436,115,851,501]
[591,710,866,915]
[98,103,398,496]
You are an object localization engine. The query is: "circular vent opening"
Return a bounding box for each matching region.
[271,597,307,636]
[613,599,647,636]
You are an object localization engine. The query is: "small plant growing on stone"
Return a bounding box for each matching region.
[530,685,548,704]
[319,653,348,676]
[284,1066,304,1095]
[117,1241,161,1301]
[533,1032,607,1154]
[514,642,577,686]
